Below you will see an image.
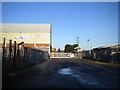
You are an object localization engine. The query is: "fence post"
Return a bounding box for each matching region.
[13,41,16,70]
[14,41,16,58]
[2,38,5,75]
[2,38,5,59]
[9,39,12,59]
[17,42,24,58]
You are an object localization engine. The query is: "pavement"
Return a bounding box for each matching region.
[2,58,120,88]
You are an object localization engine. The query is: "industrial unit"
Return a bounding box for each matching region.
[0,23,52,53]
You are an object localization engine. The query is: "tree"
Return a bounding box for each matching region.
[57,48,61,52]
[64,44,71,52]
[64,44,78,53]
[73,44,78,48]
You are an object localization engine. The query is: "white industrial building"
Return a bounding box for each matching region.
[0,23,52,53]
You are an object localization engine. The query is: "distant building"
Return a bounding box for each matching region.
[73,46,81,53]
[0,23,52,53]
[60,50,65,52]
[51,48,56,52]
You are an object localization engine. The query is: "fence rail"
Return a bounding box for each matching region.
[2,38,49,76]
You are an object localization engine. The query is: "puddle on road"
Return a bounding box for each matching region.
[58,68,73,75]
[57,67,100,87]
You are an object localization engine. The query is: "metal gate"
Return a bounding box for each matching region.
[50,52,71,58]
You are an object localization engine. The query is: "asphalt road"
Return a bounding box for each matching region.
[2,59,120,88]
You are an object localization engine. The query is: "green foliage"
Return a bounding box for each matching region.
[64,44,78,53]
[57,48,61,52]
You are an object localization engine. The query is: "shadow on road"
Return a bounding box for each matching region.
[2,59,120,88]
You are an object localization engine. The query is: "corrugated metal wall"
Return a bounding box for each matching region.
[2,46,49,76]
[82,47,120,64]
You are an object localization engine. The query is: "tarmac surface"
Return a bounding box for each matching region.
[2,59,120,88]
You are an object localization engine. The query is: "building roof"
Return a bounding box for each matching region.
[106,44,120,48]
[1,23,51,33]
[93,44,120,50]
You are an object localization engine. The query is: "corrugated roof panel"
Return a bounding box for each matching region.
[1,23,51,33]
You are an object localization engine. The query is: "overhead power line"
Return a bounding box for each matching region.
[76,36,80,46]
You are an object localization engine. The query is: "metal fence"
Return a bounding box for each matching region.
[50,52,82,59]
[2,38,49,76]
[82,46,120,64]
[50,52,71,58]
